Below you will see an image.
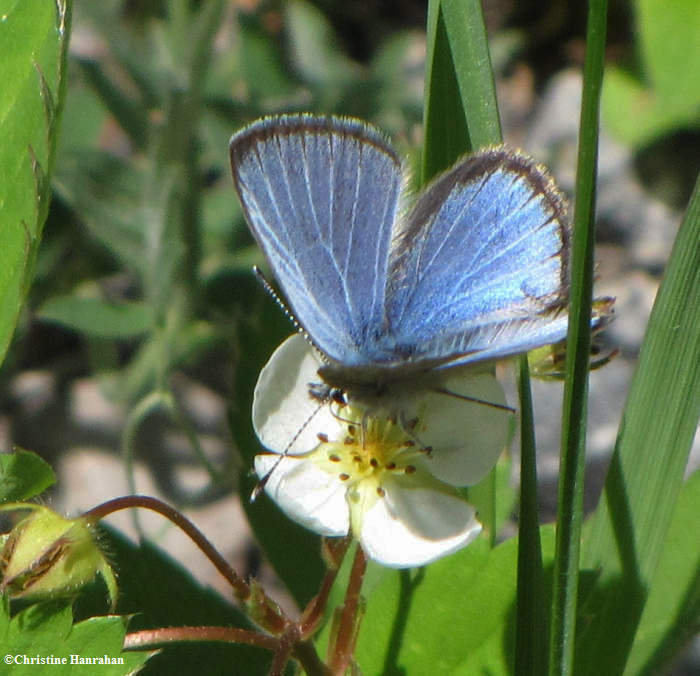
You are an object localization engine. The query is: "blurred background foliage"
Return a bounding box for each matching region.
[2,0,698,590]
[0,0,700,672]
[6,0,697,436]
[0,0,698,668]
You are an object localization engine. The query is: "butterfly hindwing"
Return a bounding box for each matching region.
[384,147,570,366]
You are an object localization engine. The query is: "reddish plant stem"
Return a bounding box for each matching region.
[269,643,294,676]
[86,495,335,674]
[329,545,367,674]
[123,625,280,651]
[299,537,351,637]
[269,624,299,676]
[294,639,334,676]
[83,495,286,633]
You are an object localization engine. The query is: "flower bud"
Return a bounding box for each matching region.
[529,297,616,379]
[0,504,118,610]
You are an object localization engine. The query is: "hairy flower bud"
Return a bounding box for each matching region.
[0,504,117,610]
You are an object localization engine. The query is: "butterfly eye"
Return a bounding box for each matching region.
[331,389,347,405]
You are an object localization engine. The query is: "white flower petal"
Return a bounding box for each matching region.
[414,372,510,486]
[358,474,482,568]
[253,334,337,454]
[251,336,509,567]
[254,454,349,536]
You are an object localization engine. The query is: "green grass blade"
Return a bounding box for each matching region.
[0,0,70,368]
[422,0,502,183]
[423,3,547,673]
[516,356,548,674]
[549,1,608,673]
[623,470,700,675]
[422,0,505,542]
[576,175,700,675]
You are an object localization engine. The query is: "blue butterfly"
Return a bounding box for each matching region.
[229,115,569,395]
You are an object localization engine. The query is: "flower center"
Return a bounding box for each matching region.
[313,404,431,498]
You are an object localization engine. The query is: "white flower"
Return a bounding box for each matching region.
[252,334,510,568]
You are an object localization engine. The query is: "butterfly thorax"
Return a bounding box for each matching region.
[315,356,493,410]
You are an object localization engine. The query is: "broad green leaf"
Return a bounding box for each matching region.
[0,0,69,368]
[237,13,294,104]
[38,296,152,339]
[285,0,357,91]
[639,0,700,109]
[464,446,516,542]
[0,599,149,675]
[578,177,700,674]
[53,151,148,275]
[0,448,55,502]
[323,528,556,674]
[602,0,700,146]
[624,470,700,675]
[602,68,699,147]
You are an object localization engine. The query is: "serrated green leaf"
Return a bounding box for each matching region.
[1,600,73,656]
[38,296,152,339]
[61,616,149,674]
[0,0,69,368]
[0,448,55,502]
[1,599,149,675]
[74,56,148,150]
[75,0,162,112]
[55,79,107,157]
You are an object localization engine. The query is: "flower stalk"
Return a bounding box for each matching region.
[85,494,347,674]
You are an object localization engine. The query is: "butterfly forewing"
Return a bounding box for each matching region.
[230,115,403,366]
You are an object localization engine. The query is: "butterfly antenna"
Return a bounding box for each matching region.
[253,266,301,330]
[430,386,516,414]
[250,397,327,502]
[253,266,328,361]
